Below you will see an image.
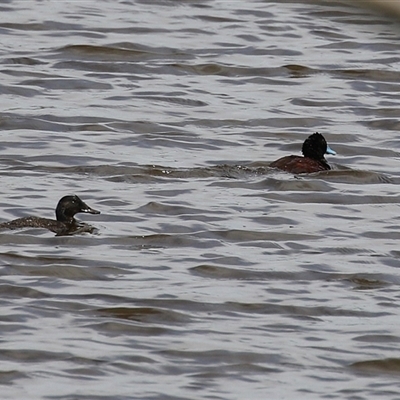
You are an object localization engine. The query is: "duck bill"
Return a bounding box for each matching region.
[81,203,101,215]
[326,145,336,155]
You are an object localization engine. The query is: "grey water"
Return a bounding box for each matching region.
[1,1,400,399]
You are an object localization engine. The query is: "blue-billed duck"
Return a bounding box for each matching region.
[270,132,336,174]
[0,195,100,236]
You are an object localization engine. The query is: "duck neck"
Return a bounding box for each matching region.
[56,212,76,225]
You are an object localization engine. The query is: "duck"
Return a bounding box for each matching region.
[269,132,336,174]
[0,195,100,236]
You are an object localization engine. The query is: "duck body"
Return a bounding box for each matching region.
[270,132,336,174]
[269,155,330,174]
[0,195,100,236]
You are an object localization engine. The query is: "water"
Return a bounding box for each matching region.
[1,0,400,399]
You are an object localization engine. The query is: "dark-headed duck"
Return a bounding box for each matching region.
[0,195,100,236]
[270,132,336,174]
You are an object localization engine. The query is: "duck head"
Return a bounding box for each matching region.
[302,132,336,161]
[55,195,100,224]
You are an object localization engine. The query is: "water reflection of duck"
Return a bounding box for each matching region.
[270,132,336,174]
[0,195,100,236]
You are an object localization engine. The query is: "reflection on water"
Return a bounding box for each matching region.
[1,1,400,399]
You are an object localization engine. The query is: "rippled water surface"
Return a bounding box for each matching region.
[2,1,400,399]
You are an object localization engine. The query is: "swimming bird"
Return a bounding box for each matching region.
[0,195,100,236]
[269,132,336,174]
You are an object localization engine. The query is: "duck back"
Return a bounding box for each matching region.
[270,155,330,174]
[0,216,67,235]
